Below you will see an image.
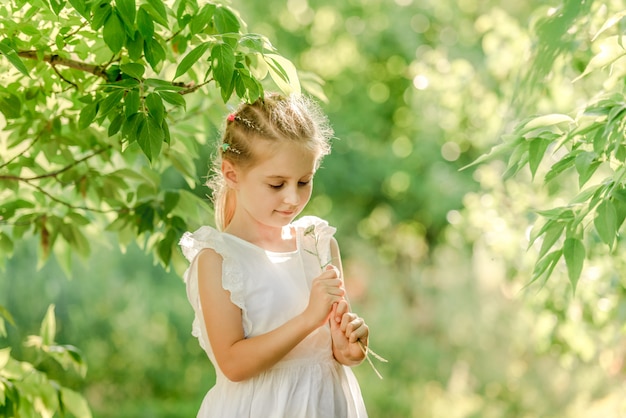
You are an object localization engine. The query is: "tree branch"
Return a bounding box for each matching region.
[21,180,116,214]
[17,50,110,81]
[0,146,111,181]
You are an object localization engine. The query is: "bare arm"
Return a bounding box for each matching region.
[196,248,344,382]
[329,237,369,366]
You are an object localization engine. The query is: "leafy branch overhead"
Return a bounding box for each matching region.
[0,0,305,273]
[471,8,626,293]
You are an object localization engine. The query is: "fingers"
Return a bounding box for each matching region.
[334,299,349,324]
[321,264,341,280]
[340,313,369,343]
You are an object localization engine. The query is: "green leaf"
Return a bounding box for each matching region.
[137,6,155,40]
[48,0,66,15]
[190,3,216,35]
[174,42,210,79]
[536,207,574,221]
[0,304,16,327]
[122,112,142,142]
[120,62,145,79]
[544,154,575,182]
[61,224,91,257]
[563,238,585,293]
[528,138,550,179]
[570,184,603,205]
[265,53,301,95]
[574,36,626,81]
[574,151,600,188]
[537,221,564,261]
[103,11,125,54]
[0,347,10,368]
[60,388,92,418]
[127,31,144,60]
[78,101,99,130]
[144,38,166,70]
[163,190,180,215]
[68,0,89,18]
[239,34,266,53]
[135,202,156,234]
[157,228,177,265]
[137,114,164,161]
[528,249,562,289]
[145,0,169,27]
[116,0,136,31]
[125,89,140,117]
[40,305,56,346]
[502,140,529,180]
[592,10,626,41]
[98,90,124,117]
[0,39,30,77]
[92,1,112,30]
[0,232,14,260]
[213,5,240,33]
[162,118,171,144]
[211,42,236,93]
[0,92,22,119]
[159,91,186,108]
[519,113,575,136]
[108,112,124,136]
[145,92,165,124]
[594,200,617,247]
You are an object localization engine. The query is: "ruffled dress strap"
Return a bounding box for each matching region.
[179,226,251,343]
[291,216,337,267]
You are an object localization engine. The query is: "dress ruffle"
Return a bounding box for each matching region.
[179,226,251,337]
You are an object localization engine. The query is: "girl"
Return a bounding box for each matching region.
[179,93,369,417]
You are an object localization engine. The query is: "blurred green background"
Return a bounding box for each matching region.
[3,0,626,417]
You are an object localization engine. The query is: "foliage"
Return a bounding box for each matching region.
[0,305,89,417]
[0,0,302,272]
[0,0,307,416]
[2,0,626,416]
[473,2,626,292]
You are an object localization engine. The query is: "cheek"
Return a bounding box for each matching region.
[300,186,313,202]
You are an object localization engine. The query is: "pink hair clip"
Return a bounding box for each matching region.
[227,113,235,122]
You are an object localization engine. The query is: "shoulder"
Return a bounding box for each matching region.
[179,225,226,264]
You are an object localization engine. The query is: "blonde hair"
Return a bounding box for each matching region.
[208,93,334,230]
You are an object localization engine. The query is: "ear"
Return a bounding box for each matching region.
[221,160,239,189]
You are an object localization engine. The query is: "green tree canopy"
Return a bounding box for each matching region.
[0,0,309,415]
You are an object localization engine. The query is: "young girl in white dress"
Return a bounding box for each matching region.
[180,93,370,417]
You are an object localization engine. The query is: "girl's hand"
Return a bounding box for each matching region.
[303,265,345,329]
[330,300,369,365]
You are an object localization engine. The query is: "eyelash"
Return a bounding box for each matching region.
[269,181,310,190]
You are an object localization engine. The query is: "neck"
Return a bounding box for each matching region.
[224,212,295,252]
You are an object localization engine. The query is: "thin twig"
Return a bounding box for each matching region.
[0,131,44,170]
[20,180,115,213]
[0,146,111,181]
[52,63,78,89]
[180,80,211,95]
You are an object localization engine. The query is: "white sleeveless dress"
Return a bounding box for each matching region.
[179,216,368,418]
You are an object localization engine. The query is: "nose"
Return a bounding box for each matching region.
[283,185,300,206]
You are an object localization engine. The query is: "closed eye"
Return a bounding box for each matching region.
[268,179,312,189]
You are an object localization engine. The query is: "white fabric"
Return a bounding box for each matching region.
[179,216,368,418]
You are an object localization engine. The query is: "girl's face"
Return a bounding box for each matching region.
[227,141,319,230]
